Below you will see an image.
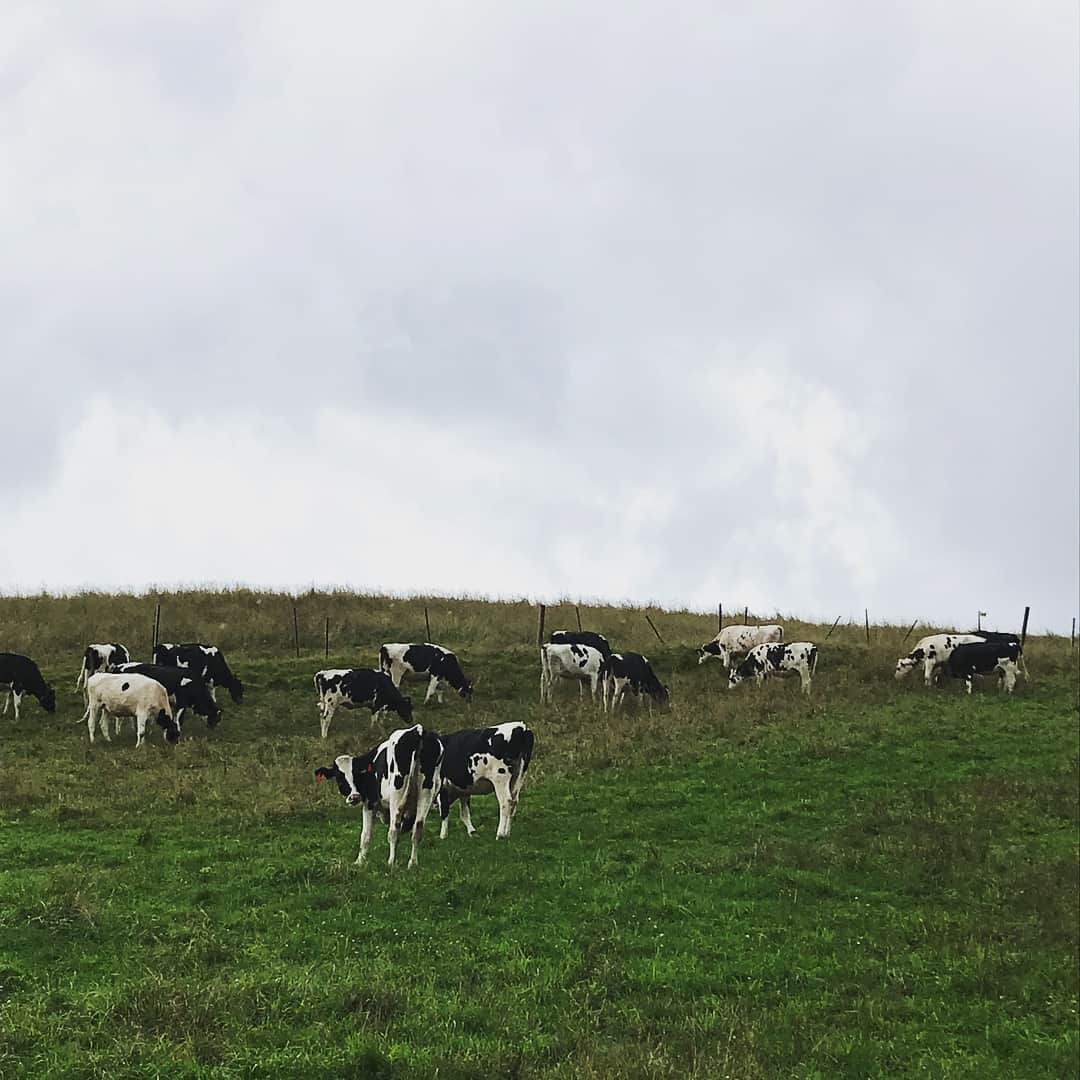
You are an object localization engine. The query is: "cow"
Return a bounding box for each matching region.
[604,652,670,710]
[314,668,413,738]
[549,630,612,658]
[698,624,784,667]
[81,672,181,747]
[75,643,131,691]
[116,663,221,729]
[314,724,444,868]
[539,643,607,704]
[728,642,819,695]
[968,630,1028,678]
[379,643,473,704]
[151,643,244,704]
[943,640,1021,695]
[0,653,57,721]
[435,722,534,840]
[894,634,984,687]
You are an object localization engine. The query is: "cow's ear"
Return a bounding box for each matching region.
[314,767,333,782]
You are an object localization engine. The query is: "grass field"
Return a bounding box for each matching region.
[1,591,1077,1078]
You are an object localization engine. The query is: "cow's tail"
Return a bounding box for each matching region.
[808,646,819,676]
[511,727,535,793]
[75,659,87,690]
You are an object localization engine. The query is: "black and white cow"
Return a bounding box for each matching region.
[75,643,131,690]
[81,672,181,747]
[436,722,534,840]
[943,640,1021,695]
[152,643,244,704]
[539,643,607,704]
[0,653,57,721]
[116,663,221,728]
[315,724,444,868]
[549,630,612,658]
[604,652,670,710]
[728,642,819,695]
[379,643,473,704]
[698,624,784,667]
[894,634,984,687]
[314,668,414,738]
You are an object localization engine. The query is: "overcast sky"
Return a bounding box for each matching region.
[2,1,1077,631]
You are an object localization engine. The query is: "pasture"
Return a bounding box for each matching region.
[1,590,1077,1079]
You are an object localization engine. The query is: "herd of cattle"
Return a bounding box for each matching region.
[0,623,1026,866]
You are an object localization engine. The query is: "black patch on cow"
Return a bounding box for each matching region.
[0,652,57,715]
[945,641,1020,681]
[121,682,130,692]
[607,652,670,704]
[765,645,787,671]
[118,663,222,727]
[418,729,444,790]
[550,630,612,658]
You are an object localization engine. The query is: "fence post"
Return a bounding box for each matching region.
[901,618,919,644]
[865,609,870,644]
[292,604,300,658]
[824,616,842,641]
[1072,617,1076,649]
[325,616,329,659]
[1020,606,1030,650]
[717,602,722,634]
[743,606,748,626]
[152,602,161,652]
[645,613,664,644]
[536,604,546,647]
[424,605,431,642]
[575,605,582,632]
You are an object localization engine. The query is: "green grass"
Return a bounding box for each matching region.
[1,591,1077,1078]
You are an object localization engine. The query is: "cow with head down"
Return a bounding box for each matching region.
[699,625,783,668]
[728,642,818,695]
[894,634,984,688]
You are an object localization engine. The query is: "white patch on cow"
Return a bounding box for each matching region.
[539,644,605,704]
[699,625,784,667]
[82,672,176,748]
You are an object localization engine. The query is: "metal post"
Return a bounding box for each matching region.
[645,613,664,643]
[865,609,870,644]
[537,604,546,647]
[424,606,431,642]
[901,618,919,644]
[717,602,722,633]
[824,615,842,641]
[1020,606,1030,650]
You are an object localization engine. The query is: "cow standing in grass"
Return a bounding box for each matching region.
[116,663,221,729]
[549,630,612,658]
[315,725,443,868]
[152,643,244,704]
[314,668,413,738]
[698,625,784,668]
[894,634,985,687]
[943,640,1021,695]
[379,643,473,704]
[75,643,130,694]
[436,722,534,839]
[82,672,181,747]
[0,653,57,721]
[728,642,819,695]
[539,643,607,704]
[604,652,670,710]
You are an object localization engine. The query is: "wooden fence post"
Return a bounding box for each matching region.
[824,616,842,641]
[537,604,546,647]
[901,618,919,644]
[717,602,722,633]
[575,605,582,632]
[645,613,664,644]
[864,609,870,644]
[743,606,748,626]
[1020,606,1030,650]
[424,606,431,642]
[152,602,161,652]
[324,616,329,659]
[1072,617,1076,649]
[292,604,300,658]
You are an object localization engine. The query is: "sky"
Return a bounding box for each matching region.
[2,1,1078,631]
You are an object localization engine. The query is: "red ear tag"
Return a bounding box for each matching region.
[367,763,374,773]
[316,774,325,782]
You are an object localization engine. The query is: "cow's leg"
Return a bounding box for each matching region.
[1,689,8,715]
[113,712,122,737]
[438,789,452,839]
[459,795,477,836]
[356,807,374,865]
[800,666,812,695]
[135,712,148,748]
[319,702,334,739]
[209,685,218,704]
[424,676,439,705]
[492,774,514,839]
[386,797,403,869]
[1000,662,1017,694]
[11,689,22,721]
[964,675,973,695]
[87,703,98,743]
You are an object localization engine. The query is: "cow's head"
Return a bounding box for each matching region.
[392,696,414,723]
[458,679,474,702]
[698,641,728,666]
[38,684,57,713]
[204,699,223,727]
[315,753,372,805]
[894,647,924,681]
[651,682,671,706]
[727,656,758,691]
[155,709,181,743]
[226,677,244,704]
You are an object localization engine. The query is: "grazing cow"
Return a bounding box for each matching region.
[314,668,413,738]
[314,724,444,868]
[116,663,221,728]
[82,672,180,747]
[0,653,57,721]
[894,634,984,687]
[75,643,131,690]
[436,722,534,839]
[728,642,819,695]
[379,643,473,704]
[539,643,607,704]
[698,625,784,667]
[152,643,244,704]
[549,630,612,658]
[604,652,670,710]
[944,640,1021,695]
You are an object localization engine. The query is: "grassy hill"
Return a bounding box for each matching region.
[1,590,1077,1078]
